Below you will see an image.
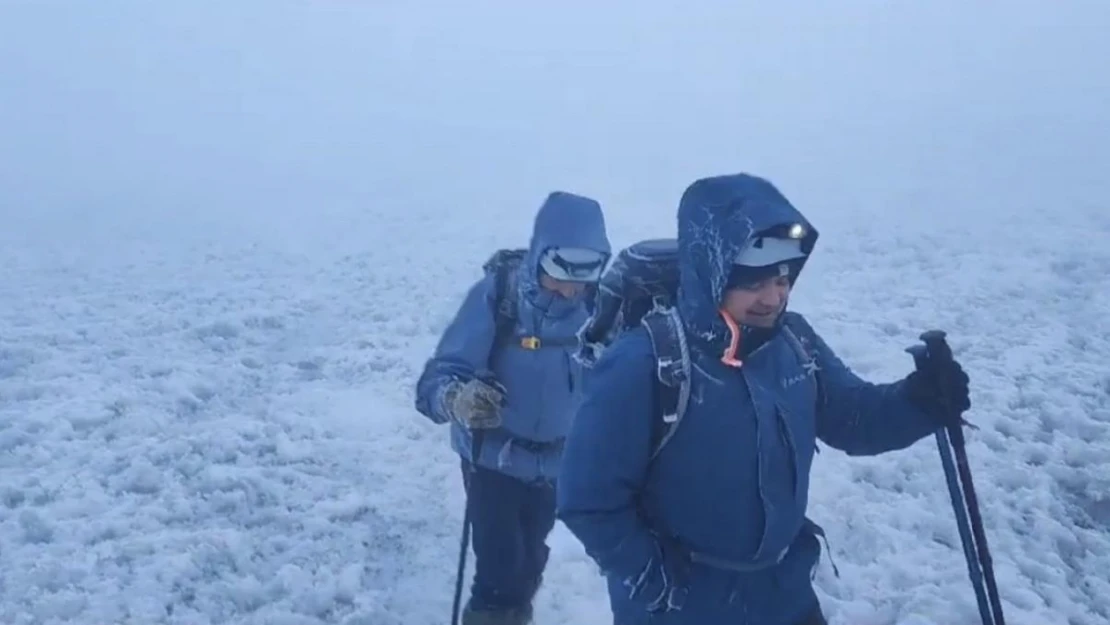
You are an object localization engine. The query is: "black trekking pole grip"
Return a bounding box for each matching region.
[920,329,951,357]
[919,330,977,432]
[920,330,956,406]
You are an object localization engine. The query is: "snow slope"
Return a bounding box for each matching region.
[3,2,1110,625]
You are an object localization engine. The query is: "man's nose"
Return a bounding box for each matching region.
[757,284,786,306]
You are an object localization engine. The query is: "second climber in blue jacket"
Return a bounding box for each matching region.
[415,191,611,625]
[556,173,971,625]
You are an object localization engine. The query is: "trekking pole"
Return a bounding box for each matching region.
[906,344,992,625]
[918,331,1006,625]
[451,430,485,625]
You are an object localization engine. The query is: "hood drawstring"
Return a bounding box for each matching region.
[717,309,783,367]
[718,309,744,368]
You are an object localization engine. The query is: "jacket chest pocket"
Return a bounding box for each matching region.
[525,316,580,391]
[501,340,576,392]
[776,396,818,476]
[773,402,801,498]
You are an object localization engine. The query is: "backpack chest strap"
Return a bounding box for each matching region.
[514,335,579,350]
[643,308,689,391]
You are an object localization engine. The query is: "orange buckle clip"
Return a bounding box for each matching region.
[520,336,541,350]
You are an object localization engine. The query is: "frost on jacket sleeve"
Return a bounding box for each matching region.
[556,332,660,586]
[413,274,497,424]
[791,314,938,456]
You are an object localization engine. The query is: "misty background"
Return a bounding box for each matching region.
[2,1,1107,259]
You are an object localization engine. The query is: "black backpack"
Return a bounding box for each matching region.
[575,238,822,460]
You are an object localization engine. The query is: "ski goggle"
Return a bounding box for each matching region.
[541,248,609,282]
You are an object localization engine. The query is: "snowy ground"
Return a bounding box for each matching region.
[3,3,1110,625]
[1,196,1108,625]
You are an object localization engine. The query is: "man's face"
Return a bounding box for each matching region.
[539,273,589,299]
[721,275,791,327]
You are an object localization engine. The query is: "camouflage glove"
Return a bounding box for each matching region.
[442,378,505,429]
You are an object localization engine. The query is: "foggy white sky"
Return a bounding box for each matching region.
[1,1,1107,247]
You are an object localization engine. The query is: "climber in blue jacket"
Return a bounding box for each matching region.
[415,191,611,625]
[557,173,971,625]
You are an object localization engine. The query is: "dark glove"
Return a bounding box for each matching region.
[624,534,689,615]
[904,356,970,428]
[442,378,505,429]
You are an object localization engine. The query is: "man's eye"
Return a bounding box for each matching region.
[738,276,790,291]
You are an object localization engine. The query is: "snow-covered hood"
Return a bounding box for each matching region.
[519,191,611,314]
[676,173,819,355]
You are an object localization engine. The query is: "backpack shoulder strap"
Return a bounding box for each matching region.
[482,249,527,364]
[641,306,692,461]
[492,265,522,356]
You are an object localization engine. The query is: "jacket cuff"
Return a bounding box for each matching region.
[433,381,461,425]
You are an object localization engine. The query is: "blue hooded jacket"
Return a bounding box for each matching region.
[556,174,939,625]
[415,191,611,482]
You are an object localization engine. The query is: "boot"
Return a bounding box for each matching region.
[461,603,533,625]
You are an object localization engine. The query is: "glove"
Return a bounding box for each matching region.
[442,378,505,429]
[904,357,970,428]
[624,534,689,615]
